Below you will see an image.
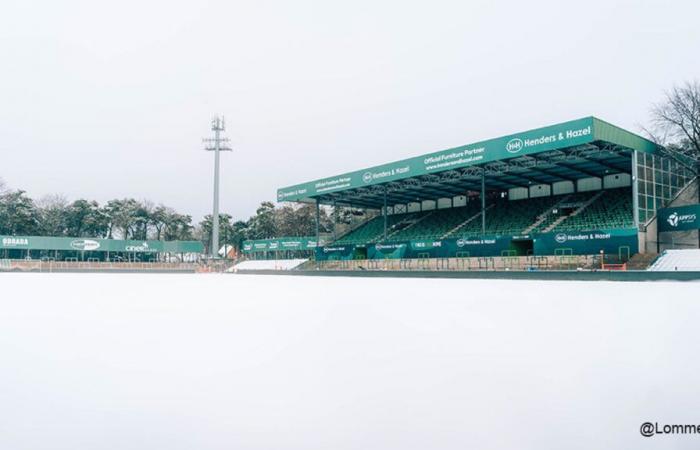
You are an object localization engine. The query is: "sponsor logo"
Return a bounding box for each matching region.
[456,238,466,247]
[666,211,696,228]
[555,233,568,243]
[125,242,156,252]
[667,212,679,227]
[70,239,101,251]
[362,172,373,183]
[506,138,524,153]
[2,237,29,247]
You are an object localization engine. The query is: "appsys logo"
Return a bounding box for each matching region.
[667,212,680,227]
[666,211,697,228]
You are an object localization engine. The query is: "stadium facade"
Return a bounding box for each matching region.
[277,117,699,261]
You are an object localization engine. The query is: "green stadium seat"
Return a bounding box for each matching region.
[332,187,634,245]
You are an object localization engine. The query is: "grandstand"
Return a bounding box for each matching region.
[276,117,698,265]
[333,187,635,245]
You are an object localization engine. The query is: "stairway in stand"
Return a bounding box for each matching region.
[544,190,606,233]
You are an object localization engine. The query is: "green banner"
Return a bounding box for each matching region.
[533,228,638,256]
[242,237,320,253]
[0,236,204,253]
[315,228,638,260]
[316,244,359,260]
[278,117,657,202]
[368,242,408,259]
[657,204,700,232]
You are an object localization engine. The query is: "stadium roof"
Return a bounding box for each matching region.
[277,117,658,209]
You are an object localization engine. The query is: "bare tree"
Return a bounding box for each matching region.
[647,80,700,173]
[36,194,69,236]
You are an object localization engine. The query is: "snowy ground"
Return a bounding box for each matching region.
[1,273,699,450]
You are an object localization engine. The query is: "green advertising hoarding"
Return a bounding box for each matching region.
[278,117,657,202]
[0,235,204,253]
[368,242,408,259]
[314,229,638,260]
[242,237,320,253]
[315,244,360,260]
[533,228,638,257]
[657,204,700,232]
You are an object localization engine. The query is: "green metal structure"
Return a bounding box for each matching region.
[0,235,203,261]
[241,237,320,260]
[276,116,698,260]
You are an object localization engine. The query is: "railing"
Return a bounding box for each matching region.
[0,259,202,272]
[309,254,628,272]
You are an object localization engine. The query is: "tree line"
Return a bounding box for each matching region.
[198,201,366,253]
[0,185,194,241]
[0,181,365,252]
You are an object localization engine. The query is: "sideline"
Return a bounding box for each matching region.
[230,269,700,282]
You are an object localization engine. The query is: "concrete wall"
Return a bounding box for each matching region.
[529,184,551,198]
[407,202,421,213]
[453,195,467,208]
[578,177,602,192]
[644,177,699,253]
[422,200,437,211]
[552,181,575,195]
[508,187,529,200]
[604,173,631,189]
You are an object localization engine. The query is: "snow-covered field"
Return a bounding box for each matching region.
[1,273,699,450]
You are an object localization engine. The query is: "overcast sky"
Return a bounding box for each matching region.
[1,0,698,222]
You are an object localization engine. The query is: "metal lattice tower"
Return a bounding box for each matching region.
[203,116,232,257]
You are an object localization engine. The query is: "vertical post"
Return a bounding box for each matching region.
[481,169,486,235]
[315,198,320,245]
[332,200,337,241]
[632,150,640,229]
[212,124,220,258]
[383,186,388,241]
[204,117,231,258]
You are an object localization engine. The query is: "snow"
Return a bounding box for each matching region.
[1,273,699,450]
[649,249,700,271]
[231,258,308,271]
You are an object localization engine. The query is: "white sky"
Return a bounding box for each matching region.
[1,0,699,222]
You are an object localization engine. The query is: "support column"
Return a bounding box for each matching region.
[332,200,337,241]
[481,169,486,235]
[632,150,640,229]
[383,186,388,241]
[315,198,320,245]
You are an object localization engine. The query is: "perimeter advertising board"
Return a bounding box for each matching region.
[242,237,320,253]
[314,229,638,260]
[533,228,638,256]
[0,236,203,253]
